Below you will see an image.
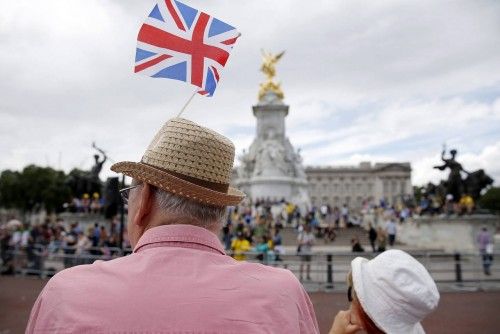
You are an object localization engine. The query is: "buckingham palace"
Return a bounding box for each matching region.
[305,161,412,209]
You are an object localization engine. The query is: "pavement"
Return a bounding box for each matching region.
[2,276,500,334]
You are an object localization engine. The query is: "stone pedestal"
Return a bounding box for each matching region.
[235,91,310,209]
[398,215,500,252]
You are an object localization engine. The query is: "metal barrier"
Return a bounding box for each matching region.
[1,245,127,278]
[1,246,498,291]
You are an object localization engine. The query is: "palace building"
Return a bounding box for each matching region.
[305,162,412,209]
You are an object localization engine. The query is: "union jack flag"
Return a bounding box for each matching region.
[135,0,240,97]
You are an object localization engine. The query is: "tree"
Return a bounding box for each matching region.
[0,170,23,209]
[413,186,424,203]
[0,165,71,213]
[479,187,500,213]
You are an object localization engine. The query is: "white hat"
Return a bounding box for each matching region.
[351,250,440,334]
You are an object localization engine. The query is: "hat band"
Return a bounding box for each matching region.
[141,161,229,193]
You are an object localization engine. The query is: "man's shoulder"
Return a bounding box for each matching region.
[230,260,303,291]
[46,255,134,291]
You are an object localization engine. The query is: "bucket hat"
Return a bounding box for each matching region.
[351,249,440,334]
[111,117,245,207]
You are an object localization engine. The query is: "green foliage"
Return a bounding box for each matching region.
[413,186,424,203]
[0,165,71,213]
[0,170,23,209]
[479,187,500,212]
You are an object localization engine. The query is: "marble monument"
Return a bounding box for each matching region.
[234,51,310,208]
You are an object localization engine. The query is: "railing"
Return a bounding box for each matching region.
[228,250,500,291]
[1,245,131,278]
[1,246,498,291]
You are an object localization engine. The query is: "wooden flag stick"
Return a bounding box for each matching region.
[177,88,198,118]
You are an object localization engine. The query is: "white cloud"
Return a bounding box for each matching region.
[297,97,500,162]
[0,0,499,187]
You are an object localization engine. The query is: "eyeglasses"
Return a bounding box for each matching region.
[119,185,140,205]
[347,286,353,302]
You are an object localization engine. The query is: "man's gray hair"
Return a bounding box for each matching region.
[153,188,227,230]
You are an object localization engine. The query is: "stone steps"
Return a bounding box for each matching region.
[280,226,371,247]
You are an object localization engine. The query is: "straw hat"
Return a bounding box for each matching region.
[351,249,440,334]
[111,117,245,207]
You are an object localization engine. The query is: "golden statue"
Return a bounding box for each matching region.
[259,50,285,101]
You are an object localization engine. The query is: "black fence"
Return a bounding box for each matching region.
[1,245,498,291]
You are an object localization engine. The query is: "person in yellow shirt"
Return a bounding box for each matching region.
[459,194,474,214]
[286,202,295,225]
[231,232,251,261]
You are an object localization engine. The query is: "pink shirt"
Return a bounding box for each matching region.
[26,224,319,333]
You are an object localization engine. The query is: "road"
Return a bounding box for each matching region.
[1,276,499,333]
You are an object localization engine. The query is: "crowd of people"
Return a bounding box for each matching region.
[416,193,476,216]
[223,199,286,263]
[0,217,125,275]
[222,198,407,261]
[66,192,105,214]
[1,195,494,278]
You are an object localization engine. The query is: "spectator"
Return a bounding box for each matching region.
[63,223,79,267]
[75,231,91,265]
[272,229,284,261]
[91,223,100,247]
[444,194,454,216]
[221,222,232,250]
[341,204,349,227]
[368,224,377,253]
[9,225,22,248]
[255,235,270,263]
[399,207,410,222]
[385,218,397,247]
[351,237,364,253]
[324,224,337,243]
[419,196,430,215]
[333,206,340,228]
[320,204,328,221]
[21,224,31,249]
[48,226,64,254]
[81,193,90,213]
[459,194,474,215]
[329,250,439,334]
[298,224,315,281]
[99,225,108,247]
[286,202,295,225]
[231,231,251,261]
[376,227,387,252]
[27,119,319,333]
[91,192,101,214]
[477,227,494,275]
[0,226,14,275]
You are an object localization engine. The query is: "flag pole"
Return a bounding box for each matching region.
[177,88,198,118]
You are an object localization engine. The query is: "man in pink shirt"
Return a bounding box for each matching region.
[26,118,319,333]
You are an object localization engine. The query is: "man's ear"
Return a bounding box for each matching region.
[132,183,155,228]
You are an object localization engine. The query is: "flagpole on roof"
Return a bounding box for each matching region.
[177,88,198,118]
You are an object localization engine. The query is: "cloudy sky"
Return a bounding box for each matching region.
[1,0,499,186]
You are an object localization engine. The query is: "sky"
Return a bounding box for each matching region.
[1,0,499,186]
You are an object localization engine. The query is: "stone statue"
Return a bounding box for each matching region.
[464,169,493,200]
[90,142,107,181]
[233,50,310,209]
[433,148,493,201]
[261,50,285,80]
[66,142,107,197]
[433,149,467,201]
[254,140,287,176]
[238,149,255,179]
[258,50,285,101]
[293,149,307,179]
